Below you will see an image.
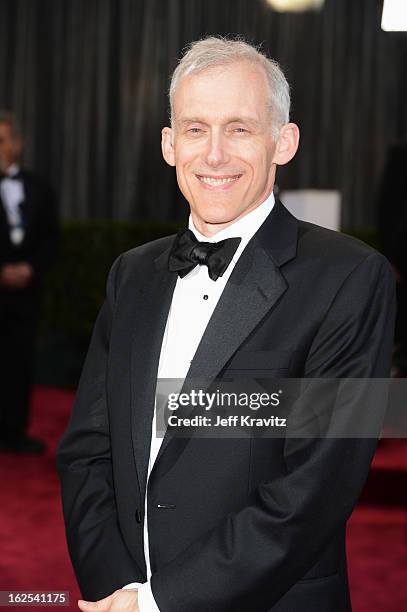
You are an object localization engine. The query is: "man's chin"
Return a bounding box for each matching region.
[196,215,239,228]
[192,204,244,226]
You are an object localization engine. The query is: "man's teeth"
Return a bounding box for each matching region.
[199,176,239,186]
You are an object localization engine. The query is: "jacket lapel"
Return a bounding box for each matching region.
[0,191,8,234]
[151,200,299,479]
[187,244,287,380]
[19,172,36,231]
[130,245,178,500]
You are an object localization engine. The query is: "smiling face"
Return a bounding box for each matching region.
[162,60,299,236]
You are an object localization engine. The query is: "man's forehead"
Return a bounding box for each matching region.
[172,61,270,123]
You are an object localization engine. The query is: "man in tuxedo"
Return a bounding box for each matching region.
[57,37,395,611]
[0,111,59,453]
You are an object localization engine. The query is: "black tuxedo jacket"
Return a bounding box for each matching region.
[57,201,395,611]
[0,169,59,288]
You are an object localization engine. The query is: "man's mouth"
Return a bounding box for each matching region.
[195,174,242,187]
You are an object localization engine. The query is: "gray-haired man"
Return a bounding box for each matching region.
[57,37,395,611]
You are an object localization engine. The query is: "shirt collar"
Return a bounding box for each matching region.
[188,191,275,253]
[5,163,20,177]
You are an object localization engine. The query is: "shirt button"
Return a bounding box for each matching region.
[203,294,209,300]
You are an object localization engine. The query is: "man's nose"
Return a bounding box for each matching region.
[204,131,230,168]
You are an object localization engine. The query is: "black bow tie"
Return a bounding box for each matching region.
[168,229,241,281]
[0,172,21,181]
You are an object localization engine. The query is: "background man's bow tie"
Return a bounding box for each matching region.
[0,172,21,181]
[168,228,241,281]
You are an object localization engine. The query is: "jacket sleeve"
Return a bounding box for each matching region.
[150,252,396,612]
[56,255,144,599]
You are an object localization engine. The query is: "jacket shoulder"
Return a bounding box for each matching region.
[20,169,54,193]
[296,219,387,269]
[120,233,176,266]
[106,234,176,298]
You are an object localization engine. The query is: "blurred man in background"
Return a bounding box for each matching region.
[0,111,59,453]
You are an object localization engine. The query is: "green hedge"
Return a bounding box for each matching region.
[36,221,380,386]
[345,228,380,251]
[37,220,180,385]
[41,220,180,338]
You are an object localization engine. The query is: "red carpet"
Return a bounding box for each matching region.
[0,388,81,611]
[0,387,406,611]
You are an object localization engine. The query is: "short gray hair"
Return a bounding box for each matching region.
[169,36,290,140]
[0,110,22,139]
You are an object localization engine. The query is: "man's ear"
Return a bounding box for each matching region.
[161,127,175,167]
[272,123,300,166]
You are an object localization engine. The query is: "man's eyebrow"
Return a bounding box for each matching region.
[227,117,261,126]
[178,116,261,127]
[178,118,207,127]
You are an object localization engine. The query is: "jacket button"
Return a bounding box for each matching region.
[135,508,143,523]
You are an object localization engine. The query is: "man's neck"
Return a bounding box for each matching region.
[2,162,20,177]
[190,191,275,239]
[189,192,275,244]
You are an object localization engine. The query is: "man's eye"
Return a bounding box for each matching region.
[187,128,203,134]
[234,127,248,133]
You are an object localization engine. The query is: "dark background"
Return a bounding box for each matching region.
[0,0,406,228]
[0,0,406,384]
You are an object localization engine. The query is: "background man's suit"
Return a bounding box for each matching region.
[57,201,395,611]
[0,169,59,441]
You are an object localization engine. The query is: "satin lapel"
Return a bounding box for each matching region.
[0,191,8,230]
[0,192,13,251]
[130,246,177,500]
[151,201,299,479]
[187,247,287,379]
[189,199,298,381]
[19,173,36,230]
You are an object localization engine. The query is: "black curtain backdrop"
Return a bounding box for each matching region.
[0,0,406,227]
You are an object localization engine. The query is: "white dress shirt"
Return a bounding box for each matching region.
[124,193,275,611]
[0,163,25,245]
